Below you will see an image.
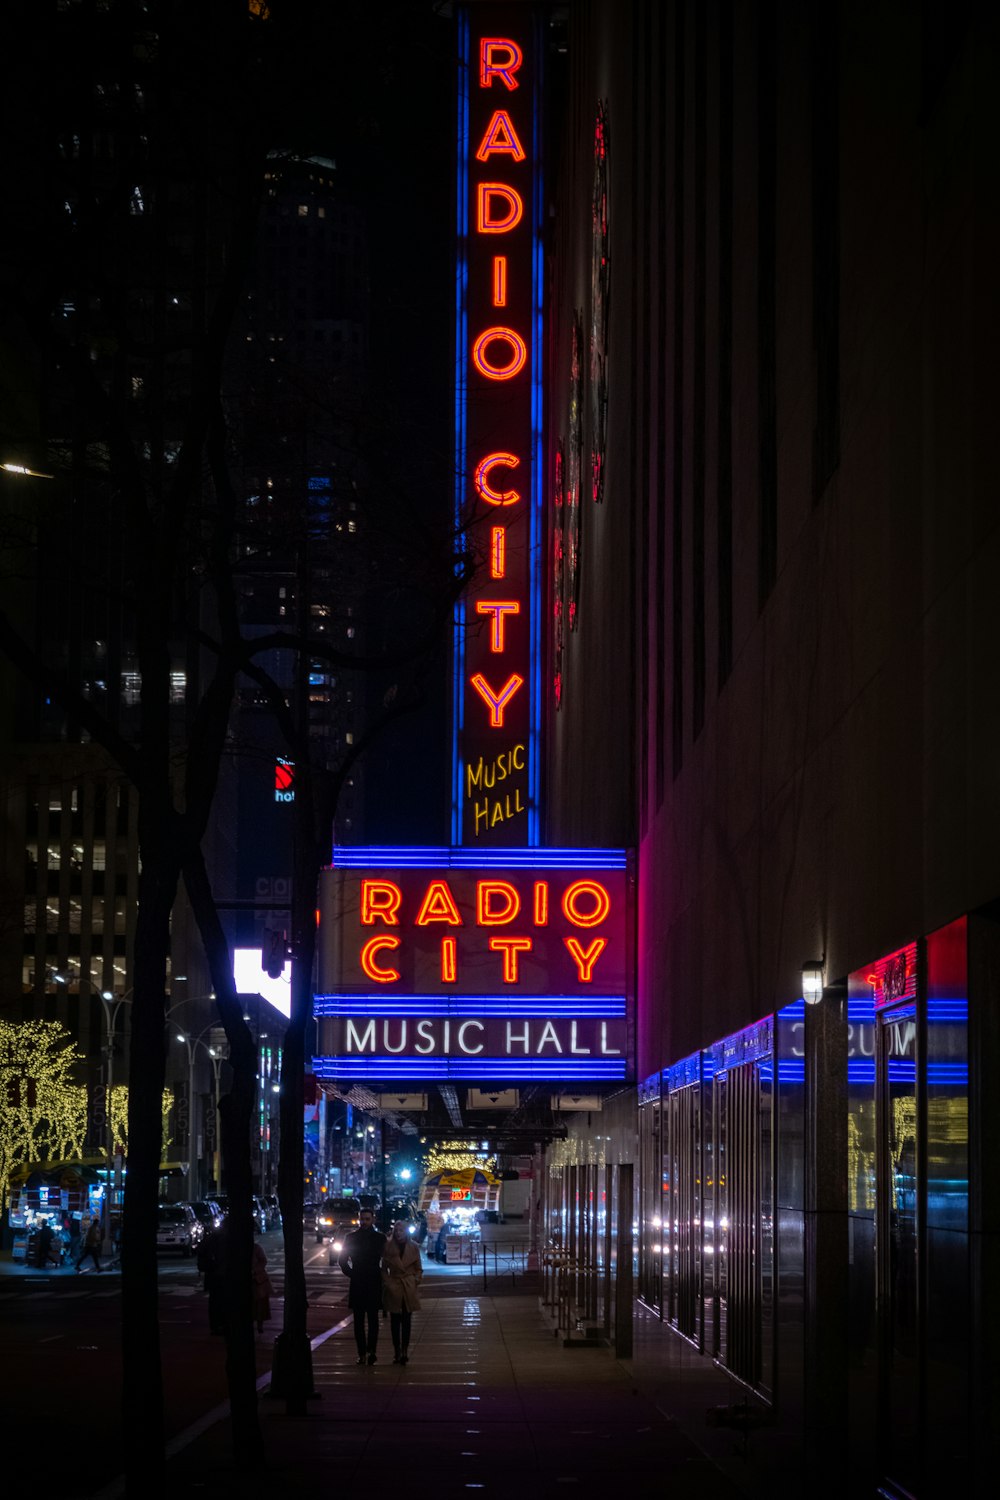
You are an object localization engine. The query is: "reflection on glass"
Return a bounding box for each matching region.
[882,1001,918,1495]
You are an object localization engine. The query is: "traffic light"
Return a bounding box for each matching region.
[262,929,288,980]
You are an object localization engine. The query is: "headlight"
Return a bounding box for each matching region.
[333,1239,343,1252]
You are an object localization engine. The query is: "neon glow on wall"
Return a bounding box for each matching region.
[453,6,543,846]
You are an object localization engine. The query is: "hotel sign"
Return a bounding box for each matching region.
[453,6,542,846]
[314,848,634,1083]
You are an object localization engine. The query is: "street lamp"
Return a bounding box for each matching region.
[169,1022,227,1201]
[97,989,132,1256]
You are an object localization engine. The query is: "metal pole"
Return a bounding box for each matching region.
[103,999,114,1257]
[187,1038,196,1200]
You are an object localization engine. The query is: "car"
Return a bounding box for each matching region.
[211,1193,229,1218]
[262,1194,281,1229]
[189,1200,223,1233]
[302,1200,317,1232]
[315,1196,364,1263]
[251,1196,267,1233]
[156,1203,202,1256]
[378,1196,419,1233]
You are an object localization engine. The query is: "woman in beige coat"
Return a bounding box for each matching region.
[382,1220,423,1364]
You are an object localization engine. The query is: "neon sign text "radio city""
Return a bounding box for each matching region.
[455,14,540,845]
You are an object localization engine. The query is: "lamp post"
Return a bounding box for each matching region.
[98,989,132,1256]
[170,1021,226,1202]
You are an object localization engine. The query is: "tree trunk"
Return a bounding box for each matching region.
[184,850,264,1470]
[273,747,318,1414]
[121,859,176,1498]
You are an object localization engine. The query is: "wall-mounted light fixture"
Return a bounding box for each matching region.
[802,960,825,1005]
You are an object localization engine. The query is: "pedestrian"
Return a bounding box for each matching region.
[198,1226,227,1335]
[382,1220,422,1365]
[251,1233,274,1335]
[35,1219,57,1269]
[75,1216,102,1274]
[338,1204,386,1365]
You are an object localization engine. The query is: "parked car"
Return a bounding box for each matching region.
[315,1196,363,1263]
[189,1200,223,1234]
[211,1193,229,1218]
[156,1203,202,1256]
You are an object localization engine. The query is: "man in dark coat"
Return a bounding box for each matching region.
[338,1206,386,1365]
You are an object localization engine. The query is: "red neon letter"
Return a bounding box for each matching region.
[564,936,607,982]
[477,600,520,652]
[360,935,400,983]
[533,881,549,926]
[475,109,526,162]
[474,451,520,505]
[472,327,526,380]
[562,880,611,928]
[477,881,521,925]
[490,526,506,578]
[490,935,532,983]
[476,183,523,233]
[360,879,402,925]
[493,255,507,307]
[441,937,457,983]
[470,672,524,727]
[415,880,463,926]
[480,37,522,90]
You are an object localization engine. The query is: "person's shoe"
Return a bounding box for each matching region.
[400,1353,409,1365]
[392,1352,401,1364]
[367,1353,377,1365]
[355,1355,366,1366]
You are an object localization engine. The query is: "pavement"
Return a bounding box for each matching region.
[1,1241,761,1499]
[155,1268,745,1499]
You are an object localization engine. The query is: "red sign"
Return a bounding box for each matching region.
[455,8,540,845]
[313,849,633,1083]
[318,859,628,997]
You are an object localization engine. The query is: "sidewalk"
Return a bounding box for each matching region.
[157,1283,745,1499]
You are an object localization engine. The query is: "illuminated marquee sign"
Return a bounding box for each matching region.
[313,848,634,1082]
[453,8,542,846]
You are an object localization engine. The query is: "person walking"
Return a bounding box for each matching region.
[75,1216,102,1274]
[338,1205,386,1365]
[382,1220,422,1365]
[35,1219,57,1269]
[198,1225,227,1335]
[251,1233,274,1335]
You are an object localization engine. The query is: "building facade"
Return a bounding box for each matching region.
[540,3,998,1495]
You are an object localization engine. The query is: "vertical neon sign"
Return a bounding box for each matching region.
[454,7,542,847]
